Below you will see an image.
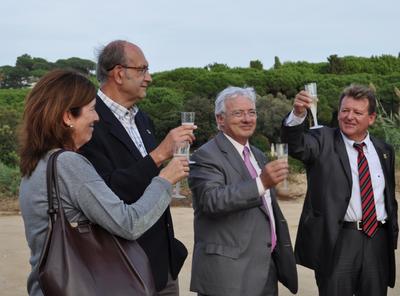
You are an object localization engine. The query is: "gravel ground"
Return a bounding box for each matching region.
[1,200,399,296]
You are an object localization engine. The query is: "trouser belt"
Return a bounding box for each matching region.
[343,220,387,231]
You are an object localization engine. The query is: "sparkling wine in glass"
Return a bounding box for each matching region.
[275,143,289,191]
[181,112,195,126]
[172,141,190,199]
[181,112,195,164]
[305,83,322,129]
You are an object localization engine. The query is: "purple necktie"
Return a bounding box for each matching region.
[242,146,277,251]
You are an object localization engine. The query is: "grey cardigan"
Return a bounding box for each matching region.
[19,150,172,296]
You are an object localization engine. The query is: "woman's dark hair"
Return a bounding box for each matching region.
[19,69,96,176]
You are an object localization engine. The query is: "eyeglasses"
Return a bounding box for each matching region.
[225,110,257,118]
[106,64,149,75]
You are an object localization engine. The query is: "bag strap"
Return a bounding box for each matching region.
[46,149,66,224]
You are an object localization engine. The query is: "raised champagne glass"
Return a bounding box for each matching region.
[275,143,289,191]
[181,112,196,164]
[172,140,190,199]
[181,112,195,127]
[305,82,322,129]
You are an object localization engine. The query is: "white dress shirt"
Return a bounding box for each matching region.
[98,89,148,157]
[223,133,277,234]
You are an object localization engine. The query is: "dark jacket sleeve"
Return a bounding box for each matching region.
[80,119,160,204]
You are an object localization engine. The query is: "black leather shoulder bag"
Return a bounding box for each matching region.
[38,149,156,296]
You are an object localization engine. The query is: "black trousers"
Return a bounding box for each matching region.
[316,225,389,296]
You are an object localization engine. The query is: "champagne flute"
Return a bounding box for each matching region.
[172,140,190,199]
[275,143,289,191]
[305,83,322,129]
[181,112,195,126]
[181,112,196,164]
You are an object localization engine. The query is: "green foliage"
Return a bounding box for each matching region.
[0,88,29,112]
[0,107,21,167]
[0,54,96,89]
[370,98,400,152]
[0,162,20,198]
[288,157,305,174]
[184,96,216,147]
[256,94,292,142]
[54,57,96,75]
[249,60,263,70]
[273,56,282,69]
[1,53,400,177]
[0,65,30,88]
[250,134,270,152]
[326,55,400,75]
[139,87,185,141]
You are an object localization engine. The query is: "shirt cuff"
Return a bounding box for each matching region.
[285,110,307,126]
[256,176,266,196]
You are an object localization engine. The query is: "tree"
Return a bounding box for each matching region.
[273,56,282,69]
[205,63,230,72]
[184,96,216,147]
[139,87,184,141]
[0,66,30,88]
[16,54,34,71]
[54,57,96,75]
[249,60,263,70]
[256,94,292,142]
[327,54,344,74]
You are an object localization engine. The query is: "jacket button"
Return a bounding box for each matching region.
[338,219,343,225]
[267,243,272,248]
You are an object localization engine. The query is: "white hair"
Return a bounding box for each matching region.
[214,86,256,129]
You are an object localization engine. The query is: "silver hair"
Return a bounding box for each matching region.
[214,86,256,130]
[96,40,128,85]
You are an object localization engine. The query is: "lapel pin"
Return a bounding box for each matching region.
[383,153,388,159]
[146,129,151,134]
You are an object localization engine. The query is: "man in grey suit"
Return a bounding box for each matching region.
[188,86,298,296]
[281,84,398,296]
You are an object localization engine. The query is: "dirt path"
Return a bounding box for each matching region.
[1,201,399,296]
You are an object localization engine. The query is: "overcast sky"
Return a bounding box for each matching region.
[2,0,399,73]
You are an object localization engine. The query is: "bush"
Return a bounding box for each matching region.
[0,107,21,167]
[0,162,20,198]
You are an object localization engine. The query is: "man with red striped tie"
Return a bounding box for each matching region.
[281,84,398,296]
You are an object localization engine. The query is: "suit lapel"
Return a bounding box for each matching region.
[95,97,143,160]
[135,111,157,152]
[214,132,251,180]
[371,137,391,181]
[334,129,352,188]
[370,136,393,205]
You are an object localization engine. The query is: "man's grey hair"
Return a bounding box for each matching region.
[96,40,128,85]
[214,86,256,116]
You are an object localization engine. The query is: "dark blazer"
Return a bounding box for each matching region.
[188,132,297,295]
[80,96,188,291]
[281,123,398,287]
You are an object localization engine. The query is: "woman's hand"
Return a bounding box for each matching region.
[159,156,189,185]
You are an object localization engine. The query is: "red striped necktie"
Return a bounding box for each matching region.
[353,143,379,237]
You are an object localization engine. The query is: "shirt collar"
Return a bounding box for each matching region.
[97,89,139,119]
[223,133,251,157]
[340,131,372,152]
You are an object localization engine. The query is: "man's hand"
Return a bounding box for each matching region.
[260,159,289,189]
[150,125,197,167]
[293,90,312,117]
